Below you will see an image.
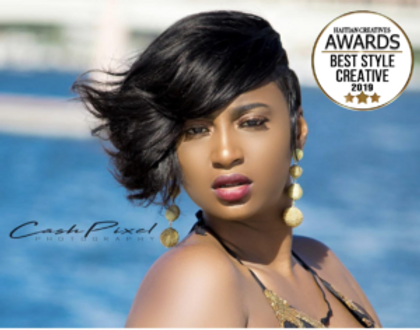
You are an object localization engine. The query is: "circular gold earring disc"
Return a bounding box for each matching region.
[165,205,180,222]
[160,227,179,248]
[283,206,303,227]
[287,183,303,200]
[293,148,304,162]
[289,165,303,179]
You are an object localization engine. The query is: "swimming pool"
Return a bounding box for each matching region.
[1,70,419,327]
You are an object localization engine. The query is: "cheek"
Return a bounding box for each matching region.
[176,144,215,210]
[176,143,207,191]
[244,126,291,192]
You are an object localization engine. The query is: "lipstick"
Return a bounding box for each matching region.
[211,173,253,202]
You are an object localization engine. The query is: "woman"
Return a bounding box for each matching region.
[72,10,382,328]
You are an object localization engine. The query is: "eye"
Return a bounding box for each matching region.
[183,126,209,137]
[239,117,269,128]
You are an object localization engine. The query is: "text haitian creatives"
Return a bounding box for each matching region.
[312,10,413,111]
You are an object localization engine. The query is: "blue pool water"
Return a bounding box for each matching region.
[0,69,81,98]
[0,70,419,327]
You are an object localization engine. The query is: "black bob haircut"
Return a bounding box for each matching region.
[71,10,302,211]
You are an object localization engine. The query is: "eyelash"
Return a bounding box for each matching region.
[183,117,269,137]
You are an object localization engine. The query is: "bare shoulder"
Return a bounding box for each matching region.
[124,241,248,327]
[292,235,382,327]
[292,235,343,275]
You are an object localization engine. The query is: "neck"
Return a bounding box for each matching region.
[200,194,298,280]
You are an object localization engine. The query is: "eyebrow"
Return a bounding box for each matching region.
[203,102,270,120]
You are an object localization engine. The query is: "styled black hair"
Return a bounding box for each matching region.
[71,10,302,211]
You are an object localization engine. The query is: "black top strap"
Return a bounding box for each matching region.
[292,250,333,326]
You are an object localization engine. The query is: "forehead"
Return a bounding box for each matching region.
[232,81,287,109]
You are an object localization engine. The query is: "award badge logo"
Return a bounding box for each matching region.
[312,10,413,111]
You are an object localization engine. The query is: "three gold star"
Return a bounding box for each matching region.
[371,93,380,103]
[344,92,381,104]
[356,91,368,104]
[344,93,354,103]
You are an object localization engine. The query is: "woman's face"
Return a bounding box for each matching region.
[176,81,295,221]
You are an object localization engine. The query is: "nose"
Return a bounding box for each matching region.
[210,125,244,169]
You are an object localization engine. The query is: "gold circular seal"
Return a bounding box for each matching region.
[311,10,414,111]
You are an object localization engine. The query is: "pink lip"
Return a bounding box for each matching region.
[212,183,252,202]
[212,173,252,189]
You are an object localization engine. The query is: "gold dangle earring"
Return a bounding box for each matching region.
[283,148,304,227]
[160,185,181,248]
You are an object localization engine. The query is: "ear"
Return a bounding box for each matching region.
[296,106,308,150]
